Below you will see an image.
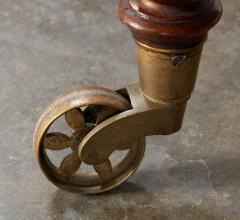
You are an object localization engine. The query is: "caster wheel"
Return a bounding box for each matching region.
[34,87,146,194]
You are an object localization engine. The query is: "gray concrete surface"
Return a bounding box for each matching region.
[0,0,239,219]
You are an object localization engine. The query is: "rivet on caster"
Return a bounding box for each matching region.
[34,0,222,194]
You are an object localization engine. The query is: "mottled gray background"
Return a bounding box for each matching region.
[0,0,239,219]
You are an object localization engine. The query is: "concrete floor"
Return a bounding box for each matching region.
[0,0,239,219]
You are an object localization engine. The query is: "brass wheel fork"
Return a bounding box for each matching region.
[34,0,222,194]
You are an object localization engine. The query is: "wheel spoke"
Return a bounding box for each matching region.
[94,159,113,179]
[43,132,73,151]
[65,108,85,131]
[59,153,81,177]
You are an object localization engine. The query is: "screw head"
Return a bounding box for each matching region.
[171,54,187,68]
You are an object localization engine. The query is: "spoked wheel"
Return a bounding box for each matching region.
[34,87,145,194]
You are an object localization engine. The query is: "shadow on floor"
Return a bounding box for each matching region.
[48,155,240,220]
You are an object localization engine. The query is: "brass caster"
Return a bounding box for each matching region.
[34,0,222,195]
[34,87,146,194]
